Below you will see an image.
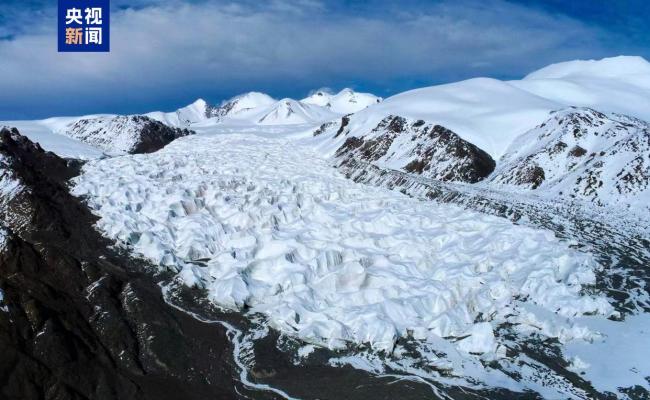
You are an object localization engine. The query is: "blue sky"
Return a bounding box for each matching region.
[0,0,648,119]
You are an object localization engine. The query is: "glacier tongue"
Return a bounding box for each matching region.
[72,130,612,362]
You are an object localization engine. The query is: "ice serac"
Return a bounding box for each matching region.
[73,132,612,366]
[302,88,382,114]
[63,115,194,154]
[490,107,650,211]
[322,115,495,183]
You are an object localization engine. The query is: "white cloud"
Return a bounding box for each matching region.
[0,0,613,118]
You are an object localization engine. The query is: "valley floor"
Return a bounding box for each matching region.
[68,126,650,399]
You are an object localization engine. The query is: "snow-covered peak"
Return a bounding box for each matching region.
[177,98,210,119]
[211,92,277,119]
[146,98,212,128]
[302,88,381,114]
[490,107,650,210]
[302,89,333,107]
[188,98,208,109]
[524,56,650,80]
[252,98,338,125]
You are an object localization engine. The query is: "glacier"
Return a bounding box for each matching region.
[72,127,615,383]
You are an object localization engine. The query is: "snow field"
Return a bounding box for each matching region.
[72,133,612,358]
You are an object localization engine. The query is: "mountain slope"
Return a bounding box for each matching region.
[2,118,105,160]
[0,128,249,400]
[489,107,650,210]
[512,56,650,120]
[336,78,560,159]
[62,115,194,154]
[336,56,650,160]
[317,115,495,183]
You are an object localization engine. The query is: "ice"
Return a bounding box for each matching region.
[457,322,496,354]
[73,129,613,359]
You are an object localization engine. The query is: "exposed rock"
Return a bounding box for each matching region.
[0,128,237,400]
[489,107,650,210]
[569,145,587,157]
[505,164,546,189]
[334,115,351,138]
[63,116,194,154]
[333,115,495,183]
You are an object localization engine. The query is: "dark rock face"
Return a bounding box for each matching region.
[334,115,351,138]
[313,121,336,137]
[568,145,587,158]
[0,128,237,400]
[130,117,194,154]
[65,116,194,154]
[334,115,496,183]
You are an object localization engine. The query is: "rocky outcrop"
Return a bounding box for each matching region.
[489,108,650,210]
[64,115,194,154]
[328,115,495,183]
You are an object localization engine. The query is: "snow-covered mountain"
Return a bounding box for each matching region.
[146,99,211,127]
[222,98,339,125]
[155,92,342,126]
[255,98,339,125]
[490,107,650,210]
[328,56,650,160]
[62,115,194,154]
[302,88,381,114]
[209,92,277,120]
[316,114,495,183]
